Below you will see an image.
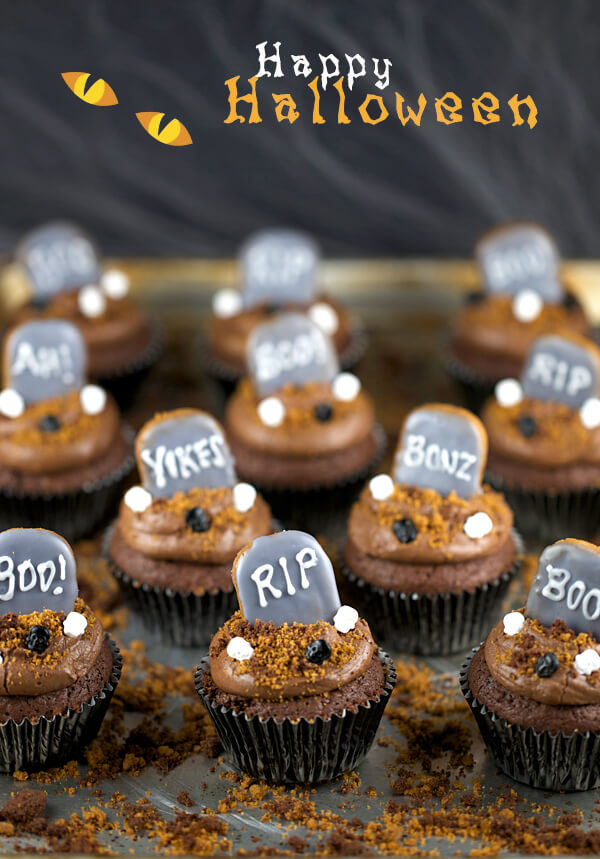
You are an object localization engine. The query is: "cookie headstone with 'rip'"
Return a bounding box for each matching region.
[394,404,487,500]
[240,228,319,309]
[526,539,600,638]
[233,530,341,625]
[136,409,237,498]
[4,320,86,405]
[247,312,339,397]
[521,335,600,410]
[16,222,101,301]
[475,223,562,302]
[0,528,78,615]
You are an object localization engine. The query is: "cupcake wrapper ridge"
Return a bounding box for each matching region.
[443,349,498,415]
[94,321,164,409]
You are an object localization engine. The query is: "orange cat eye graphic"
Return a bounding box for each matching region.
[136,112,193,146]
[61,73,118,106]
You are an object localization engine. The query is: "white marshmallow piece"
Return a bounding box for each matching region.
[464,512,494,540]
[0,654,3,665]
[333,605,359,634]
[503,611,525,636]
[0,388,25,419]
[233,482,257,513]
[212,288,242,319]
[309,301,339,336]
[495,378,523,408]
[512,288,543,323]
[580,398,600,430]
[63,611,88,639]
[574,648,600,676]
[80,384,107,416]
[101,268,130,300]
[227,636,254,661]
[332,372,361,402]
[78,284,107,319]
[257,396,285,427]
[369,474,394,501]
[124,485,153,513]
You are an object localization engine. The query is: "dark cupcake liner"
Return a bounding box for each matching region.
[340,530,522,655]
[194,649,396,784]
[92,321,164,410]
[442,348,498,415]
[0,427,135,543]
[0,637,122,774]
[460,647,600,791]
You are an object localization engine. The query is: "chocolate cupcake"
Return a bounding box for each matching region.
[0,319,134,541]
[462,538,600,791]
[13,221,161,405]
[107,408,274,646]
[207,228,365,386]
[342,404,519,654]
[195,530,395,783]
[446,222,591,411]
[224,312,383,534]
[0,527,121,772]
[482,332,600,542]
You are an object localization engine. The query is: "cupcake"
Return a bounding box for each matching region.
[224,312,384,534]
[462,538,600,791]
[482,332,600,542]
[195,529,395,783]
[342,403,519,654]
[446,222,591,411]
[0,319,134,541]
[13,221,161,405]
[207,228,365,385]
[0,527,121,772]
[107,408,274,646]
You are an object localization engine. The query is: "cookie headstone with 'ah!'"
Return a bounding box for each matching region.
[16,221,101,301]
[0,528,78,615]
[521,334,600,410]
[240,228,319,309]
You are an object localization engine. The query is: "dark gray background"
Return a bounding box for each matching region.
[0,1,596,257]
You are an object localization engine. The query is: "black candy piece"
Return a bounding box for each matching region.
[38,415,61,433]
[264,304,280,315]
[517,415,537,438]
[563,292,579,310]
[535,652,559,678]
[393,518,418,544]
[185,507,212,533]
[464,290,485,305]
[305,639,332,664]
[314,403,333,422]
[26,625,51,654]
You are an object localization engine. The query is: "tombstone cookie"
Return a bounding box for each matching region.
[16,222,101,302]
[520,334,600,410]
[240,228,319,310]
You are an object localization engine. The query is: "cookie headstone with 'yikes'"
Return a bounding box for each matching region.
[16,221,101,301]
[521,334,600,410]
[0,528,78,615]
[233,530,341,625]
[394,404,487,500]
[240,228,319,309]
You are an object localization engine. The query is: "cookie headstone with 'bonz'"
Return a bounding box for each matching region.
[393,404,487,500]
[16,222,101,301]
[0,528,78,615]
[521,334,600,410]
[240,228,319,309]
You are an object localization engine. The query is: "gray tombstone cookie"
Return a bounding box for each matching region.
[136,408,237,498]
[394,404,487,500]
[475,223,563,302]
[233,530,341,625]
[521,335,600,410]
[0,528,78,615]
[247,312,339,397]
[526,539,600,638]
[16,221,101,300]
[240,228,319,309]
[4,320,86,404]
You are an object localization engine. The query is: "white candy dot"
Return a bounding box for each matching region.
[0,654,3,665]
[495,378,523,408]
[0,388,25,419]
[80,384,107,416]
[257,396,285,427]
[580,398,600,430]
[100,269,130,300]
[512,289,543,323]
[574,648,600,676]
[233,482,257,513]
[213,288,242,319]
[333,605,359,634]
[63,611,88,639]
[464,512,494,540]
[503,611,525,636]
[227,636,254,661]
[125,485,153,513]
[78,284,106,318]
[369,474,394,501]
[332,372,361,402]
[309,302,339,336]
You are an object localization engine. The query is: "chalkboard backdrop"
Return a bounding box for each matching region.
[0,1,598,258]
